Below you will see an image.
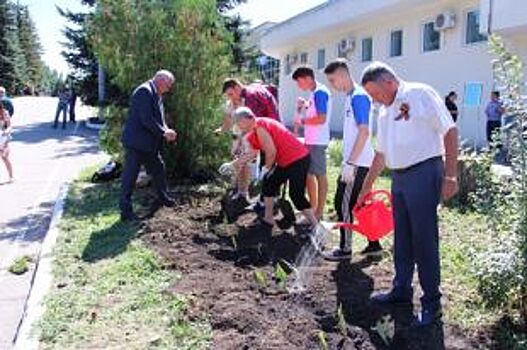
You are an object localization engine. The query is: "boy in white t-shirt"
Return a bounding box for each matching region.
[292,66,331,220]
[322,59,383,260]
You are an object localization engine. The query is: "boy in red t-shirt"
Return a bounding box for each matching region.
[233,107,317,228]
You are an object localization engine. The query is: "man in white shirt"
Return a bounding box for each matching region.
[321,59,383,260]
[359,62,459,327]
[292,66,332,220]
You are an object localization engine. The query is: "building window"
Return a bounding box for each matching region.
[422,21,440,52]
[300,52,308,64]
[284,55,292,75]
[390,30,403,57]
[466,10,487,44]
[361,37,373,62]
[317,49,326,69]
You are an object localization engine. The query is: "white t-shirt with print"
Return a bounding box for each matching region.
[343,87,375,168]
[376,81,456,169]
[303,83,332,146]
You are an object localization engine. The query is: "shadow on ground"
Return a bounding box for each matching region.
[0,201,54,245]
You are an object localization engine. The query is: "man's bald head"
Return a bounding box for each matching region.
[153,70,175,95]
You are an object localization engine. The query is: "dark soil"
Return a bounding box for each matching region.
[140,190,489,350]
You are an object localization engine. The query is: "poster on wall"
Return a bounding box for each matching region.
[464,82,483,107]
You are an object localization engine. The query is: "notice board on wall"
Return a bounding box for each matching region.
[464,82,483,107]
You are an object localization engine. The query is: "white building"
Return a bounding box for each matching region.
[260,0,527,145]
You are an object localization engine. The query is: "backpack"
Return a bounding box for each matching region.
[91,161,122,183]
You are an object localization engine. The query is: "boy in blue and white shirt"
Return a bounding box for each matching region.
[292,66,332,220]
[322,59,383,260]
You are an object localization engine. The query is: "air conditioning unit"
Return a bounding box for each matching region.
[338,36,356,54]
[434,11,456,31]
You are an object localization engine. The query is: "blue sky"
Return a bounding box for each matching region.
[21,0,326,74]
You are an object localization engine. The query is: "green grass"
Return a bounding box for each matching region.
[8,255,32,275]
[38,177,210,349]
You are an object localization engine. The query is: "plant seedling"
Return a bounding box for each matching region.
[253,269,268,289]
[317,330,329,350]
[336,304,347,336]
[371,314,394,346]
[274,262,288,289]
[231,236,238,250]
[8,255,32,275]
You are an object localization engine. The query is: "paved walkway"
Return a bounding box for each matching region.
[0,97,107,348]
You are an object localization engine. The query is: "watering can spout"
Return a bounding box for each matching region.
[332,222,364,234]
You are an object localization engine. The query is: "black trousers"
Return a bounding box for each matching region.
[119,147,170,216]
[487,120,501,143]
[262,155,311,211]
[69,101,76,122]
[334,167,369,251]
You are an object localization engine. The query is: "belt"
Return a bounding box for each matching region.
[392,156,442,174]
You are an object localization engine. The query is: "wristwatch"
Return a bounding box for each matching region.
[444,176,457,183]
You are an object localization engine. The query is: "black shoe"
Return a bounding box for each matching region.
[322,247,352,261]
[159,197,176,207]
[247,216,274,230]
[371,289,413,305]
[232,195,251,209]
[251,201,265,216]
[411,308,442,328]
[360,241,383,257]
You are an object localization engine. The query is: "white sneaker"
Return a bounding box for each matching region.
[322,247,352,262]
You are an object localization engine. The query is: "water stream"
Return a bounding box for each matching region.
[287,223,330,294]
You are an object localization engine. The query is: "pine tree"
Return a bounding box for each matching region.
[59,0,249,104]
[58,3,126,106]
[0,0,23,94]
[16,4,43,92]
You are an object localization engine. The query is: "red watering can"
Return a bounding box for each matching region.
[333,190,394,241]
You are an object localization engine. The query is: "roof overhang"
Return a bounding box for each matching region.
[261,0,443,58]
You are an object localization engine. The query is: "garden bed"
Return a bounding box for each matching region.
[141,190,487,349]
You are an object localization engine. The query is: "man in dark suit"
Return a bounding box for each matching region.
[119,70,178,221]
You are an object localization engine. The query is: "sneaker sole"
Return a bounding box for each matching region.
[322,253,352,262]
[361,250,384,258]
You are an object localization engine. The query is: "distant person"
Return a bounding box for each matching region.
[53,89,70,129]
[0,102,13,183]
[119,70,178,222]
[69,88,77,123]
[222,78,279,121]
[485,91,505,144]
[292,66,332,221]
[233,107,317,229]
[0,86,14,117]
[445,91,458,122]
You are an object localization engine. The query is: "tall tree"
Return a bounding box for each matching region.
[0,0,24,94]
[59,0,250,105]
[92,0,232,177]
[16,4,43,92]
[216,0,246,13]
[58,3,126,106]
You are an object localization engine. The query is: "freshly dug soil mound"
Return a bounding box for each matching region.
[141,191,484,350]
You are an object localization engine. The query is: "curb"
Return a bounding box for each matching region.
[85,119,105,131]
[13,183,70,350]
